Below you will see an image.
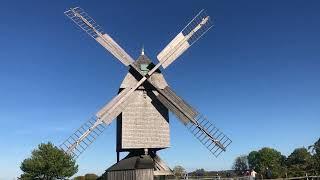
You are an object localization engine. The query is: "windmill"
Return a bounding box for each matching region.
[61,7,232,179]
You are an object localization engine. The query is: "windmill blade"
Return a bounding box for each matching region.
[60,87,137,158]
[64,7,134,66]
[186,114,232,157]
[154,87,232,157]
[96,87,136,123]
[157,10,213,69]
[60,117,107,158]
[124,66,231,157]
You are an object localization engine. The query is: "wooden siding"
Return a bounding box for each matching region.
[106,169,153,180]
[117,89,170,150]
[117,54,170,151]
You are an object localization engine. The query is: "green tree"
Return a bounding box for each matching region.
[232,155,248,175]
[74,176,85,180]
[286,147,312,177]
[173,165,186,178]
[19,142,78,180]
[194,168,205,176]
[84,173,98,180]
[309,138,320,174]
[248,151,259,170]
[248,147,285,178]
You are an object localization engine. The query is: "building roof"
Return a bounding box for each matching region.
[105,151,173,176]
[133,54,152,67]
[107,154,154,171]
[119,54,168,89]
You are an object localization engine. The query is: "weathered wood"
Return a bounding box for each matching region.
[117,55,170,151]
[65,7,134,66]
[154,86,199,124]
[102,152,172,180]
[106,169,153,180]
[117,89,170,150]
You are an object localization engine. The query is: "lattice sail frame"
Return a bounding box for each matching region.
[59,87,137,158]
[157,9,213,69]
[60,117,107,158]
[181,9,213,45]
[64,7,105,39]
[65,7,134,66]
[187,115,232,157]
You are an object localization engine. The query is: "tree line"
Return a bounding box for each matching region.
[172,138,320,179]
[19,137,319,179]
[233,138,320,178]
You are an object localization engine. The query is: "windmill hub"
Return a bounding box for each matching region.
[61,7,232,180]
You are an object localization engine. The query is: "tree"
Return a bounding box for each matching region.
[309,138,320,155]
[74,174,98,180]
[74,176,85,180]
[173,165,186,178]
[248,147,285,178]
[194,168,205,176]
[84,173,98,180]
[286,147,312,177]
[19,142,78,180]
[309,138,320,174]
[232,155,248,175]
[248,151,259,170]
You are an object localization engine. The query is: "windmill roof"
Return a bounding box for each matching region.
[133,54,152,67]
[119,54,168,89]
[106,155,154,171]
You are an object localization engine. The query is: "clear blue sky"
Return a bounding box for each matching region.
[0,0,319,179]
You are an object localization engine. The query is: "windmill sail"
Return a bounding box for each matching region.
[155,87,231,157]
[157,10,213,69]
[64,7,134,66]
[60,117,107,158]
[60,87,137,157]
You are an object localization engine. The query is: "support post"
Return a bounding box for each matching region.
[117,151,120,162]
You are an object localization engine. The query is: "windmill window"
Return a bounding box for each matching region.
[140,64,149,75]
[143,90,147,98]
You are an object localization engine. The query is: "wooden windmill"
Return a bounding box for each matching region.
[61,7,232,179]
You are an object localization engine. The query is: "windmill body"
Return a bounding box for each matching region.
[117,54,170,152]
[110,54,173,179]
[60,7,232,180]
